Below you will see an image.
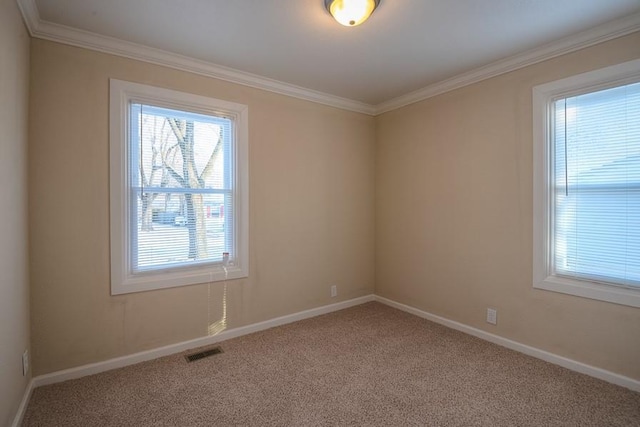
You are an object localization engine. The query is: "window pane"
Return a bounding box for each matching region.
[131,103,234,271]
[553,82,640,287]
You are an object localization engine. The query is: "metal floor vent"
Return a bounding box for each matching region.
[185,346,224,362]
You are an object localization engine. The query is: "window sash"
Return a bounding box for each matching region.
[132,187,232,194]
[549,82,640,289]
[128,101,236,274]
[110,79,249,295]
[532,59,640,308]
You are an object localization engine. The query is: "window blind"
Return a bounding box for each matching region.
[553,81,640,288]
[130,103,235,272]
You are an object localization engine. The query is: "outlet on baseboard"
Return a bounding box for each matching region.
[486,308,497,325]
[22,350,29,376]
[330,285,337,298]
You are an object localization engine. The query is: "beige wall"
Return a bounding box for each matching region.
[0,0,31,424]
[26,26,640,383]
[376,32,640,380]
[29,39,376,375]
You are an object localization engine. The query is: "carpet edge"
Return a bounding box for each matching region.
[30,294,375,389]
[375,295,640,392]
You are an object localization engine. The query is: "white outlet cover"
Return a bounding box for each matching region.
[22,350,29,376]
[486,308,497,325]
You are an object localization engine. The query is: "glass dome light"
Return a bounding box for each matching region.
[325,0,380,27]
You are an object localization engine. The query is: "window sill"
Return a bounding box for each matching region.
[111,264,247,295]
[534,275,640,308]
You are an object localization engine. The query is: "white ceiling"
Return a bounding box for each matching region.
[26,0,640,108]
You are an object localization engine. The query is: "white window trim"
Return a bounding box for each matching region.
[532,58,640,308]
[109,79,249,295]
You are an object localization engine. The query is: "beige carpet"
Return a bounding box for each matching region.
[22,302,640,426]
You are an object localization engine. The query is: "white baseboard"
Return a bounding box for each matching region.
[15,291,638,424]
[375,295,640,392]
[32,294,375,388]
[11,378,34,427]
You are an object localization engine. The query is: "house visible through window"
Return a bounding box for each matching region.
[110,80,248,295]
[533,59,640,308]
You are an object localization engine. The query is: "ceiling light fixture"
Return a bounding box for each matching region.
[325,0,380,27]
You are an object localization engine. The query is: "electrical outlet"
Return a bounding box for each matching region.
[486,308,497,325]
[330,285,337,298]
[22,350,29,376]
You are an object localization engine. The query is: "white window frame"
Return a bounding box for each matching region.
[110,79,249,295]
[532,59,640,308]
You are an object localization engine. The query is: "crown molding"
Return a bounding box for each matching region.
[16,0,376,116]
[15,0,38,35]
[16,0,640,116]
[375,12,640,114]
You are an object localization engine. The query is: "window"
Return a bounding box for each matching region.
[533,59,640,308]
[110,80,248,295]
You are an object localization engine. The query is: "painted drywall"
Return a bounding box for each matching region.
[0,0,31,424]
[28,39,375,375]
[376,31,640,380]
